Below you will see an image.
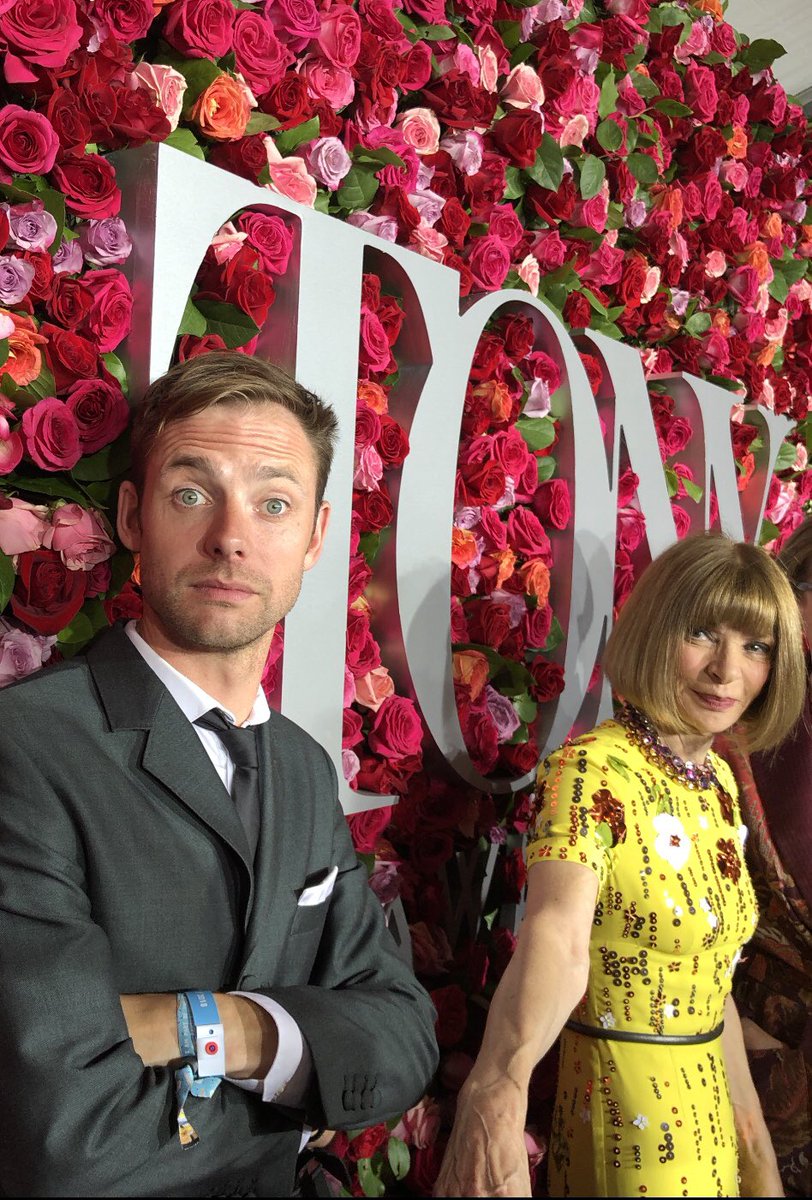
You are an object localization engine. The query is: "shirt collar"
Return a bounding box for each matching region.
[124,620,271,728]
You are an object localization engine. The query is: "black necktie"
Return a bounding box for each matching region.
[195,709,261,858]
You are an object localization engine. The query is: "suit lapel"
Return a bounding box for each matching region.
[86,626,255,914]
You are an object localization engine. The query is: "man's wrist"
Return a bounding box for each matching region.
[219,993,279,1079]
[121,993,182,1068]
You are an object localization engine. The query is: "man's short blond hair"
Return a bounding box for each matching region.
[603,532,806,753]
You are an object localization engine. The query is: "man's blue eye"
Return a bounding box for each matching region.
[179,489,201,506]
[266,499,287,515]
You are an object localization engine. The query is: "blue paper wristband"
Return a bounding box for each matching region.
[183,990,225,1078]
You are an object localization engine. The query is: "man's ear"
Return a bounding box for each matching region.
[117,480,142,552]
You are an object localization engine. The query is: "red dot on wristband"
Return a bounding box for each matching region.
[205,1042,218,1055]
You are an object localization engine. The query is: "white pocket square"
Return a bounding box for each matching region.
[297,865,338,907]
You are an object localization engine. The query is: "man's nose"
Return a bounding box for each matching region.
[202,502,248,559]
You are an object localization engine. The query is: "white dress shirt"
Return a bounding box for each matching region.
[124,622,313,1110]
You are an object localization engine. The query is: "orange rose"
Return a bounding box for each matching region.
[490,547,516,589]
[451,527,479,568]
[726,125,747,160]
[453,649,489,701]
[712,310,730,335]
[355,666,395,712]
[741,241,771,283]
[357,380,388,414]
[651,186,683,230]
[761,213,782,240]
[756,342,778,367]
[694,0,723,16]
[0,310,47,386]
[471,379,512,423]
[520,558,551,604]
[191,74,252,142]
[737,453,755,493]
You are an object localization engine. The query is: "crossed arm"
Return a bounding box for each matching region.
[722,995,784,1197]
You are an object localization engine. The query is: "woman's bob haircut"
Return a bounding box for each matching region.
[603,532,806,754]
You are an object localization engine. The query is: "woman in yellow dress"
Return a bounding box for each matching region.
[435,534,806,1198]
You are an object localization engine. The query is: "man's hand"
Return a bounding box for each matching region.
[433,1076,531,1198]
[120,993,279,1078]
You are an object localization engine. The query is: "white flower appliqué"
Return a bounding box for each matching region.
[633,1114,649,1130]
[653,812,692,871]
[599,1011,616,1029]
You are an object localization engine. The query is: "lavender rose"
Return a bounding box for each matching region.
[0,255,35,305]
[0,624,57,688]
[484,684,521,742]
[7,202,57,252]
[53,238,83,275]
[80,218,133,266]
[306,136,352,190]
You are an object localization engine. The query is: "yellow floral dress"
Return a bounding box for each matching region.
[527,717,757,1198]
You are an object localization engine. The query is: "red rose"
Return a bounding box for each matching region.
[402,40,432,90]
[491,110,543,168]
[439,198,470,250]
[111,88,171,148]
[209,134,269,183]
[163,0,236,58]
[86,559,112,597]
[21,398,81,471]
[578,351,603,397]
[346,806,393,855]
[48,277,93,330]
[11,548,87,635]
[233,11,292,97]
[530,660,565,703]
[368,696,423,761]
[457,458,506,507]
[377,416,409,468]
[259,74,313,128]
[221,256,276,327]
[346,607,381,676]
[0,106,60,175]
[238,212,294,276]
[65,378,130,454]
[616,252,648,309]
[526,176,577,224]
[532,479,571,530]
[359,308,394,376]
[501,847,527,902]
[563,291,591,329]
[41,323,99,393]
[500,741,541,776]
[506,508,551,561]
[95,0,153,42]
[466,235,511,293]
[177,334,229,361]
[431,984,467,1048]
[616,507,646,552]
[51,154,121,220]
[685,63,718,123]
[614,549,636,609]
[346,1123,389,1162]
[353,486,393,533]
[104,579,142,624]
[407,1145,446,1196]
[522,603,553,649]
[0,0,82,77]
[376,296,404,347]
[83,269,133,354]
[464,707,499,774]
[355,404,382,450]
[20,250,54,303]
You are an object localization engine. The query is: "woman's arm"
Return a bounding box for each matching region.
[722,994,784,1197]
[434,859,598,1198]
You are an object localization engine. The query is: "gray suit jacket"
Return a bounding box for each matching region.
[0,626,437,1197]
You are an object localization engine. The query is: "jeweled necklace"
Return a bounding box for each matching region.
[618,702,720,792]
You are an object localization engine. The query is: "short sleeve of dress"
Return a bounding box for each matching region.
[526,733,629,890]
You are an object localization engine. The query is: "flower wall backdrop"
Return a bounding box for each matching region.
[0,0,810,1192]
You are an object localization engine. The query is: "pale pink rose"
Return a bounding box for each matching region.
[211,220,247,264]
[128,62,187,131]
[354,665,395,711]
[640,266,661,304]
[299,55,355,108]
[0,311,14,339]
[793,443,808,472]
[410,221,447,262]
[476,45,499,93]
[675,17,712,62]
[391,1098,442,1150]
[43,503,116,570]
[767,481,796,525]
[502,64,545,111]
[0,497,49,555]
[0,625,56,687]
[764,308,789,344]
[705,250,727,278]
[559,114,589,147]
[395,108,440,156]
[306,136,352,190]
[669,229,689,269]
[0,432,22,474]
[346,211,398,242]
[517,254,540,296]
[720,160,748,191]
[354,443,383,490]
[264,139,317,208]
[445,44,478,86]
[342,747,360,783]
[440,130,483,176]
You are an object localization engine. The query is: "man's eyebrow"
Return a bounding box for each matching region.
[161,455,305,487]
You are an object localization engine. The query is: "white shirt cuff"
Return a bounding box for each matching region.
[226,991,314,1108]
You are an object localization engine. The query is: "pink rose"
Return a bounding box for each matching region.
[533,479,571,530]
[440,130,483,176]
[300,56,355,109]
[396,108,441,156]
[306,137,352,190]
[317,6,361,68]
[0,625,56,687]
[83,269,133,354]
[43,503,116,570]
[129,63,188,131]
[363,126,419,192]
[410,222,448,262]
[0,106,60,174]
[270,0,320,48]
[0,0,83,82]
[21,398,81,471]
[517,254,540,296]
[354,666,395,711]
[95,0,153,42]
[0,497,50,556]
[237,211,294,275]
[728,266,759,309]
[163,0,235,59]
[65,378,130,454]
[392,1099,441,1150]
[264,139,317,208]
[467,235,510,292]
[368,695,423,760]
[501,64,544,110]
[359,308,394,375]
[616,506,646,552]
[685,63,718,124]
[0,430,23,475]
[234,11,293,96]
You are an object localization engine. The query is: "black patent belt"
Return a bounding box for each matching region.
[564,1018,725,1045]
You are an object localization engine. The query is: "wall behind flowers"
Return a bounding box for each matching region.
[0,0,810,1192]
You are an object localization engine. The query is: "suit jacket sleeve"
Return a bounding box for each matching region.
[256,747,439,1130]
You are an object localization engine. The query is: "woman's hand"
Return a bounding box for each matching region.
[722,997,784,1197]
[434,1075,530,1197]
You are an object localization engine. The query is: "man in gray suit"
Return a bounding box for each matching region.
[0,353,437,1197]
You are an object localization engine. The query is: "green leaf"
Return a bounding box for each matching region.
[178,297,207,338]
[10,475,91,505]
[542,616,564,654]
[525,133,564,192]
[244,112,281,136]
[504,166,524,200]
[582,287,609,318]
[163,126,206,160]
[606,754,630,781]
[774,440,798,473]
[768,269,788,305]
[0,550,14,612]
[352,146,406,171]
[631,71,660,101]
[684,312,711,337]
[579,154,605,199]
[356,1158,386,1199]
[516,415,556,452]
[57,609,95,646]
[24,364,57,404]
[594,822,613,849]
[101,352,129,395]
[506,720,529,745]
[781,256,808,287]
[626,152,658,186]
[596,119,623,152]
[510,40,538,68]
[739,38,786,73]
[386,1137,410,1182]
[707,374,746,394]
[598,71,618,119]
[194,300,260,350]
[759,518,780,546]
[664,466,678,498]
[336,165,380,213]
[682,478,703,504]
[274,116,320,156]
[358,531,381,565]
[109,548,135,595]
[654,98,693,118]
[537,455,556,483]
[0,339,8,370]
[513,692,538,724]
[418,22,455,39]
[177,57,221,114]
[71,432,130,482]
